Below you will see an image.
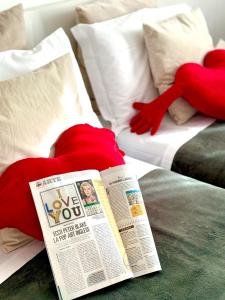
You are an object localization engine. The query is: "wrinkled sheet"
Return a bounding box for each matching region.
[172,120,225,188]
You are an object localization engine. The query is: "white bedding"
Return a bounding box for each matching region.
[117,113,215,170]
[0,240,44,285]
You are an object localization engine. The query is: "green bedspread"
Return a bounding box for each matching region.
[172,120,225,189]
[1,169,225,300]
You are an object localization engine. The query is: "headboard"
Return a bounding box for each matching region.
[0,0,90,49]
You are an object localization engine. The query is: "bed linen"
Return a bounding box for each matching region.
[118,116,225,189]
[0,240,44,285]
[117,113,214,169]
[1,166,224,299]
[172,120,225,188]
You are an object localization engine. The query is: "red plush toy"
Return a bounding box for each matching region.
[130,49,225,135]
[0,124,125,240]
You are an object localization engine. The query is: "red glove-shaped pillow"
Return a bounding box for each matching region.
[130,49,225,135]
[0,124,125,240]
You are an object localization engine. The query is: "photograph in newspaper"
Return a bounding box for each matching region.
[125,189,145,217]
[30,170,132,300]
[76,180,102,216]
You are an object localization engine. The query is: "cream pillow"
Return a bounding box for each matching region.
[74,0,157,113]
[0,5,27,253]
[0,54,86,174]
[143,8,214,125]
[0,228,33,253]
[75,0,156,23]
[0,4,26,50]
[0,29,100,251]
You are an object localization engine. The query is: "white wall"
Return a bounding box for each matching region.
[157,0,225,43]
[0,0,90,48]
[1,0,225,44]
[0,0,89,10]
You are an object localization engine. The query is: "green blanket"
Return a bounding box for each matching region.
[1,169,225,300]
[172,120,225,188]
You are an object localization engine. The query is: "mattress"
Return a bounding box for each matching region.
[117,113,215,169]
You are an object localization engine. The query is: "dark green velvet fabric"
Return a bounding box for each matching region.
[172,120,225,188]
[1,169,225,300]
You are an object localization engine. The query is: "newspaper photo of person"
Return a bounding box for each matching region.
[79,181,98,205]
[76,180,102,216]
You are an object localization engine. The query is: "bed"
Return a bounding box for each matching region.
[0,1,224,299]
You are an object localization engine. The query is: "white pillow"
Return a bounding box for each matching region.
[216,39,225,48]
[0,28,100,128]
[71,4,190,134]
[0,28,101,173]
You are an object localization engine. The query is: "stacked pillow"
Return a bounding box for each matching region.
[71,4,191,134]
[72,3,214,131]
[74,0,157,113]
[0,4,30,253]
[0,28,101,174]
[0,5,100,252]
[0,4,26,50]
[74,0,157,23]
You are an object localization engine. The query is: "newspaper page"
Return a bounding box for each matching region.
[30,170,133,300]
[101,164,161,277]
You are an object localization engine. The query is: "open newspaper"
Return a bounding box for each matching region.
[30,164,161,300]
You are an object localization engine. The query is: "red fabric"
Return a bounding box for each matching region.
[130,49,225,135]
[0,124,125,240]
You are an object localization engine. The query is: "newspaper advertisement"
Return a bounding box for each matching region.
[101,164,161,277]
[30,170,132,300]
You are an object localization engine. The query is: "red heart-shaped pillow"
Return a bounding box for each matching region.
[0,124,125,240]
[130,49,225,135]
[176,49,225,118]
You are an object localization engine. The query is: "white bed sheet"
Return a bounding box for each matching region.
[0,155,157,285]
[0,240,44,285]
[117,113,215,170]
